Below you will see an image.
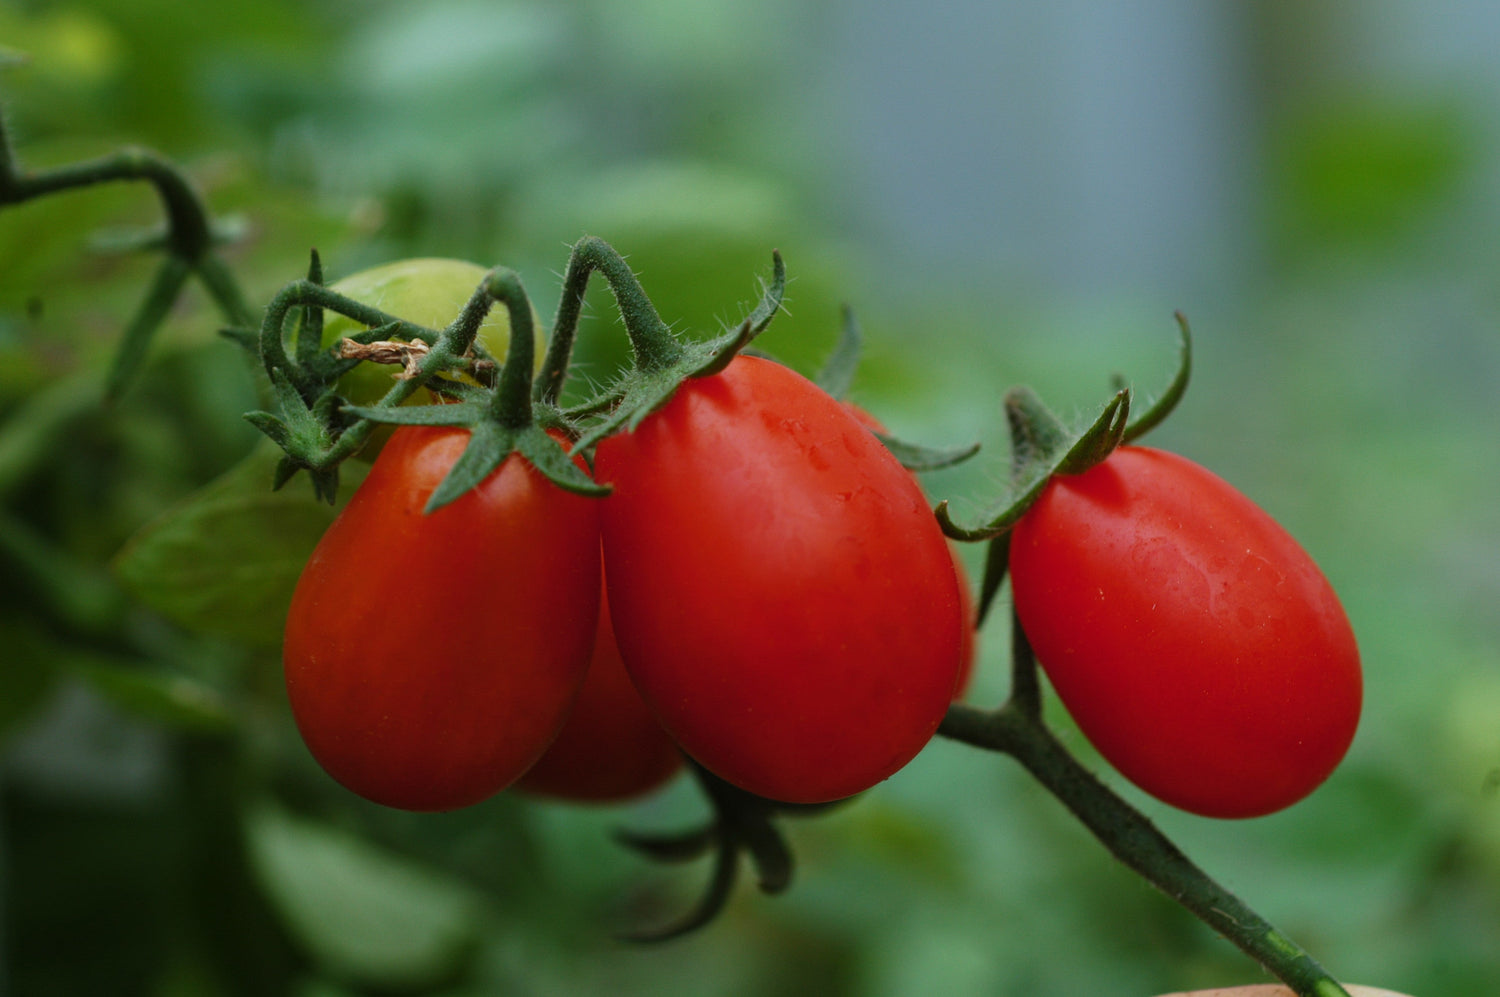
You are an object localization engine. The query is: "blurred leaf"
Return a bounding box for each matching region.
[0,623,60,743]
[842,799,966,890]
[0,372,103,499]
[71,659,236,734]
[1273,97,1471,255]
[521,161,853,385]
[112,442,368,648]
[245,803,487,989]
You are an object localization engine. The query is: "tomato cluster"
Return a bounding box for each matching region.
[280,255,1357,828]
[281,263,973,811]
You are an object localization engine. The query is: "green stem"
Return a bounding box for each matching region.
[0,144,212,258]
[549,235,681,381]
[257,280,440,402]
[0,109,255,342]
[195,254,257,328]
[105,255,192,401]
[479,269,537,428]
[1006,598,1042,719]
[938,694,1350,997]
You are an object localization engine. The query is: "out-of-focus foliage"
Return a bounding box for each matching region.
[1,2,1498,996]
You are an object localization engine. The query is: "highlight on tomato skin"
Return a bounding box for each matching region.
[1009,445,1363,819]
[516,578,684,803]
[282,425,602,813]
[594,355,966,805]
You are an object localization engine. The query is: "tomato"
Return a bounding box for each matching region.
[283,425,600,812]
[1009,446,1362,818]
[320,258,544,451]
[842,401,978,698]
[594,355,964,804]
[516,578,683,802]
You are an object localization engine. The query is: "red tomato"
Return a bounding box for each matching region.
[1009,446,1362,818]
[842,401,978,698]
[516,579,683,802]
[594,356,964,804]
[283,426,601,812]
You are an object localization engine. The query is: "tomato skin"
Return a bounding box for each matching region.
[516,579,683,802]
[1009,446,1362,819]
[594,356,964,804]
[283,425,600,812]
[842,401,978,699]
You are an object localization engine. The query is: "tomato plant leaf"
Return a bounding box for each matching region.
[0,624,60,744]
[246,804,486,989]
[72,660,236,734]
[112,443,367,648]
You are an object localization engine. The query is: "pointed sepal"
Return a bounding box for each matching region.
[1120,310,1192,445]
[874,432,981,472]
[340,401,487,428]
[814,303,862,399]
[937,387,1131,542]
[570,251,786,454]
[612,826,718,864]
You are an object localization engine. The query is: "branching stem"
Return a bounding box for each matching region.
[939,616,1351,997]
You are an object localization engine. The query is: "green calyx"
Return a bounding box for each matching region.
[814,304,981,473]
[246,253,605,508]
[559,236,787,454]
[333,269,606,509]
[936,311,1192,542]
[613,759,849,943]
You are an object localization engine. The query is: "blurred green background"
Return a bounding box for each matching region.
[1,1,1498,994]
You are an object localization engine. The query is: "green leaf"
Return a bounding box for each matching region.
[71,659,236,734]
[0,624,60,743]
[245,804,486,989]
[112,442,367,648]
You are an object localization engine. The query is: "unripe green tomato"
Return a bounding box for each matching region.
[321,258,544,455]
